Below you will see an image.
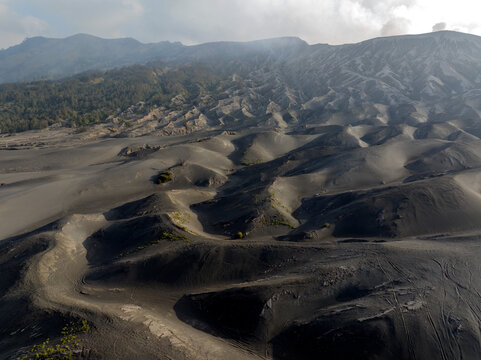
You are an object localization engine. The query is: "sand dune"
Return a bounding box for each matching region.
[4,117,481,359]
[2,117,481,359]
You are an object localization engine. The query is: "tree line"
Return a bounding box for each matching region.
[0,62,229,133]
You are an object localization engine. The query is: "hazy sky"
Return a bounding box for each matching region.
[1,0,481,49]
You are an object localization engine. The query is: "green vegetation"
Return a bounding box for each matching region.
[117,231,189,258]
[322,222,330,229]
[156,171,173,184]
[265,192,296,229]
[268,192,292,213]
[0,63,232,133]
[169,210,189,224]
[169,210,191,232]
[234,231,244,239]
[17,320,90,360]
[241,159,262,166]
[264,214,297,230]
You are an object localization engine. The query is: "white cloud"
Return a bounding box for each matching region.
[138,0,418,45]
[1,0,481,49]
[405,0,481,36]
[0,1,48,48]
[432,22,447,32]
[381,17,411,37]
[26,0,145,38]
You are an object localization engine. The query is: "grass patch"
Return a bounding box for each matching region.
[169,210,193,233]
[263,214,297,230]
[268,192,292,213]
[169,210,190,225]
[17,320,90,360]
[117,231,189,259]
[265,193,296,229]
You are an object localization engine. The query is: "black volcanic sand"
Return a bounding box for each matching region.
[2,124,481,359]
[5,46,481,357]
[4,219,481,359]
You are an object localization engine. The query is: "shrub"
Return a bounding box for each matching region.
[235,231,244,239]
[157,171,173,184]
[17,320,90,360]
[241,159,262,166]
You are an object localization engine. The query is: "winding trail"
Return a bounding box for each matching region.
[23,213,265,360]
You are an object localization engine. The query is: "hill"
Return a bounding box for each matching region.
[0,34,182,83]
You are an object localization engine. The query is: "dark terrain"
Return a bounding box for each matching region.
[2,31,481,359]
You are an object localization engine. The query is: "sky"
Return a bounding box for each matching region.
[1,0,481,49]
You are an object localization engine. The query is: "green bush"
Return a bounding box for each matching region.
[156,171,173,184]
[17,320,90,360]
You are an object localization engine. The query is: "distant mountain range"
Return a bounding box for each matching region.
[0,34,180,84]
[1,31,481,100]
[3,30,481,134]
[0,33,307,84]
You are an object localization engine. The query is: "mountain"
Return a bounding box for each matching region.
[2,31,481,135]
[292,31,481,104]
[0,34,182,83]
[0,34,308,84]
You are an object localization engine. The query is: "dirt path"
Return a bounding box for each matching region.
[22,213,266,360]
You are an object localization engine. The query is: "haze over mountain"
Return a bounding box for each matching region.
[2,31,481,359]
[0,33,313,84]
[0,34,183,84]
[2,30,480,88]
